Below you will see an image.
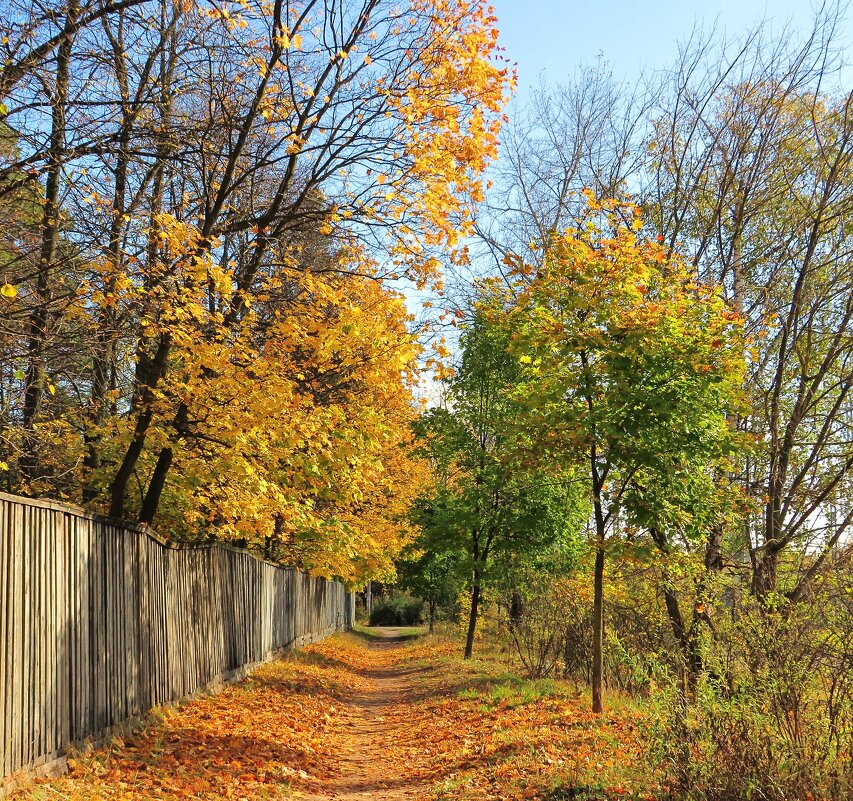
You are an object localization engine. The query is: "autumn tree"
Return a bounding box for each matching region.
[413,298,584,658]
[473,8,853,611]
[645,20,853,602]
[0,0,510,582]
[96,0,508,525]
[504,199,744,712]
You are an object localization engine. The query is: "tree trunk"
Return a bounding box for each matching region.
[138,445,173,524]
[583,357,607,714]
[509,589,523,630]
[591,521,605,714]
[138,402,187,524]
[660,584,704,688]
[84,5,137,500]
[19,0,78,484]
[108,332,171,518]
[263,512,284,562]
[464,569,481,660]
[105,8,177,518]
[753,490,782,599]
[752,547,779,599]
[651,527,707,687]
[83,125,128,501]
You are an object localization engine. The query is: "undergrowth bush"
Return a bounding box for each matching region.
[496,556,853,800]
[368,594,423,626]
[644,589,853,801]
[504,570,668,687]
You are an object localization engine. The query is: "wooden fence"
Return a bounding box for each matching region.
[0,491,354,787]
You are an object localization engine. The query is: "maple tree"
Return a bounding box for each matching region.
[502,198,745,712]
[456,17,853,787]
[0,0,511,582]
[479,12,853,611]
[126,246,429,582]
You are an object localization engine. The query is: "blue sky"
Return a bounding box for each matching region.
[409,1,851,398]
[490,0,851,95]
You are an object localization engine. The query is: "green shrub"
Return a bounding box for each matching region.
[368,595,423,626]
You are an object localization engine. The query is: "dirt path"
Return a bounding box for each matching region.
[301,628,428,801]
[11,626,648,801]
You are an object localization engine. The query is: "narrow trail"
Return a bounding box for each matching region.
[12,627,647,801]
[302,628,428,801]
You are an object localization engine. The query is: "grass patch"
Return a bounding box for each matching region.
[351,622,426,640]
[458,673,572,709]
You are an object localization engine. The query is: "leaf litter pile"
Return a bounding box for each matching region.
[14,631,653,801]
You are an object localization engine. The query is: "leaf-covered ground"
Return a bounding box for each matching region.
[13,629,654,801]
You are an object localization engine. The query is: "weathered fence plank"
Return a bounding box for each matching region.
[0,491,354,789]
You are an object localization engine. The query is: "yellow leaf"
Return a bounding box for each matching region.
[0,283,17,299]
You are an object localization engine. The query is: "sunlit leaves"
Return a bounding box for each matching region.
[504,199,747,536]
